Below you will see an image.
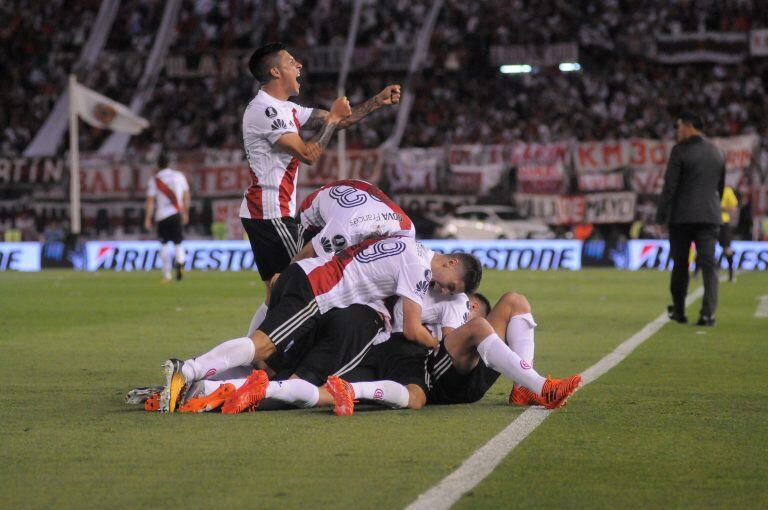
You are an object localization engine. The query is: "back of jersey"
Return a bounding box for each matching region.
[147,168,189,221]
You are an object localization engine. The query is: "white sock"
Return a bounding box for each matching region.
[201,378,247,396]
[476,333,546,393]
[264,379,319,408]
[506,313,536,365]
[209,365,254,381]
[247,302,269,337]
[174,244,186,265]
[351,380,410,409]
[182,337,255,382]
[160,243,171,279]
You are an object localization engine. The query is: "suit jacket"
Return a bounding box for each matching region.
[655,135,725,225]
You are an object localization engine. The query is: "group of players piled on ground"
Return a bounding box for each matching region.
[127,43,582,415]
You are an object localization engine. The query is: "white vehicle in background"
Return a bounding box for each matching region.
[434,205,553,240]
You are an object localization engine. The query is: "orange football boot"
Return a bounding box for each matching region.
[179,383,236,413]
[220,371,269,414]
[539,374,582,409]
[324,375,355,416]
[144,393,161,411]
[509,384,542,407]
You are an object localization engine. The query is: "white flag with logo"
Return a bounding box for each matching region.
[70,81,149,134]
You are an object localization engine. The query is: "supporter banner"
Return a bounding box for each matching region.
[574,136,758,173]
[489,43,578,66]
[655,31,748,64]
[630,168,665,194]
[448,145,506,193]
[212,199,246,240]
[508,141,569,165]
[515,192,636,224]
[751,29,768,56]
[300,149,383,187]
[394,194,476,214]
[422,240,582,270]
[387,148,441,193]
[84,241,257,271]
[0,158,66,184]
[517,162,565,194]
[627,240,768,271]
[577,171,624,192]
[0,242,41,271]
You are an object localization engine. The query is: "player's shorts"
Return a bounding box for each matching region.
[718,224,732,248]
[426,341,500,405]
[157,213,183,244]
[273,304,385,386]
[241,217,301,280]
[259,264,321,370]
[344,333,431,395]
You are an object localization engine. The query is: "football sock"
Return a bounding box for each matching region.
[174,244,186,266]
[477,333,546,394]
[201,378,246,396]
[160,243,171,279]
[726,253,734,280]
[506,313,536,365]
[351,381,410,409]
[182,337,255,382]
[264,379,319,408]
[247,302,268,337]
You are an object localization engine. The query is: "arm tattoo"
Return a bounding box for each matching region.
[303,109,329,130]
[309,118,339,151]
[338,96,381,129]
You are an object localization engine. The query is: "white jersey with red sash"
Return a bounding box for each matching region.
[146,168,189,221]
[296,236,433,314]
[240,90,313,220]
[298,179,416,257]
[392,288,469,338]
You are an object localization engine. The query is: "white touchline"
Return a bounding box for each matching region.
[755,295,768,318]
[405,285,707,510]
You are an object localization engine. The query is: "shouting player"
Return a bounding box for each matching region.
[240,42,401,334]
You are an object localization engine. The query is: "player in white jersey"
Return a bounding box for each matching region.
[158,237,482,412]
[295,179,415,261]
[239,42,402,333]
[143,153,190,282]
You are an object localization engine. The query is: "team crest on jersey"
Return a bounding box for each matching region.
[265,106,278,118]
[320,236,333,253]
[415,280,430,296]
[271,119,287,130]
[424,269,432,281]
[331,235,348,251]
[463,312,469,322]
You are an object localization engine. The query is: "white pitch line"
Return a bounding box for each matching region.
[405,285,707,510]
[755,295,768,318]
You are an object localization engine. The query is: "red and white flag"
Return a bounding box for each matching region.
[70,81,149,134]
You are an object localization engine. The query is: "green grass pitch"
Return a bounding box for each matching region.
[1,269,766,509]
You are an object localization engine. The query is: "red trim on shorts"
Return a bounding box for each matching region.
[155,177,181,212]
[305,237,379,296]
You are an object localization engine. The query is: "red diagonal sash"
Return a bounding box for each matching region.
[155,177,181,212]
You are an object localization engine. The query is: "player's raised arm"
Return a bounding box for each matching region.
[275,96,351,165]
[401,298,438,350]
[303,85,401,132]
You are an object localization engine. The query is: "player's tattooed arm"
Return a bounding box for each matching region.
[337,85,401,129]
[307,116,339,153]
[302,109,329,131]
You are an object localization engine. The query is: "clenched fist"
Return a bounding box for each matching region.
[330,96,352,122]
[375,84,401,106]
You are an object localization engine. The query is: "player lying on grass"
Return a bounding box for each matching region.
[157,236,483,412]
[175,290,581,414]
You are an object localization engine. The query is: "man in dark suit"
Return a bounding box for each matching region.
[656,112,725,326]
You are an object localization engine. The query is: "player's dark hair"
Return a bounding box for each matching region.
[678,111,703,130]
[157,152,169,168]
[249,42,286,82]
[471,292,492,318]
[453,252,483,294]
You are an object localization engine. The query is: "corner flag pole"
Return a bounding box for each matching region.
[68,74,81,234]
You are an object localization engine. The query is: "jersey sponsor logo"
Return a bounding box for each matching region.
[415,280,430,296]
[462,312,469,322]
[424,269,432,281]
[265,106,277,118]
[271,119,288,130]
[354,240,407,263]
[320,236,333,253]
[329,185,368,208]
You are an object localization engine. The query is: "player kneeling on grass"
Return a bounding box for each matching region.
[156,237,482,413]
